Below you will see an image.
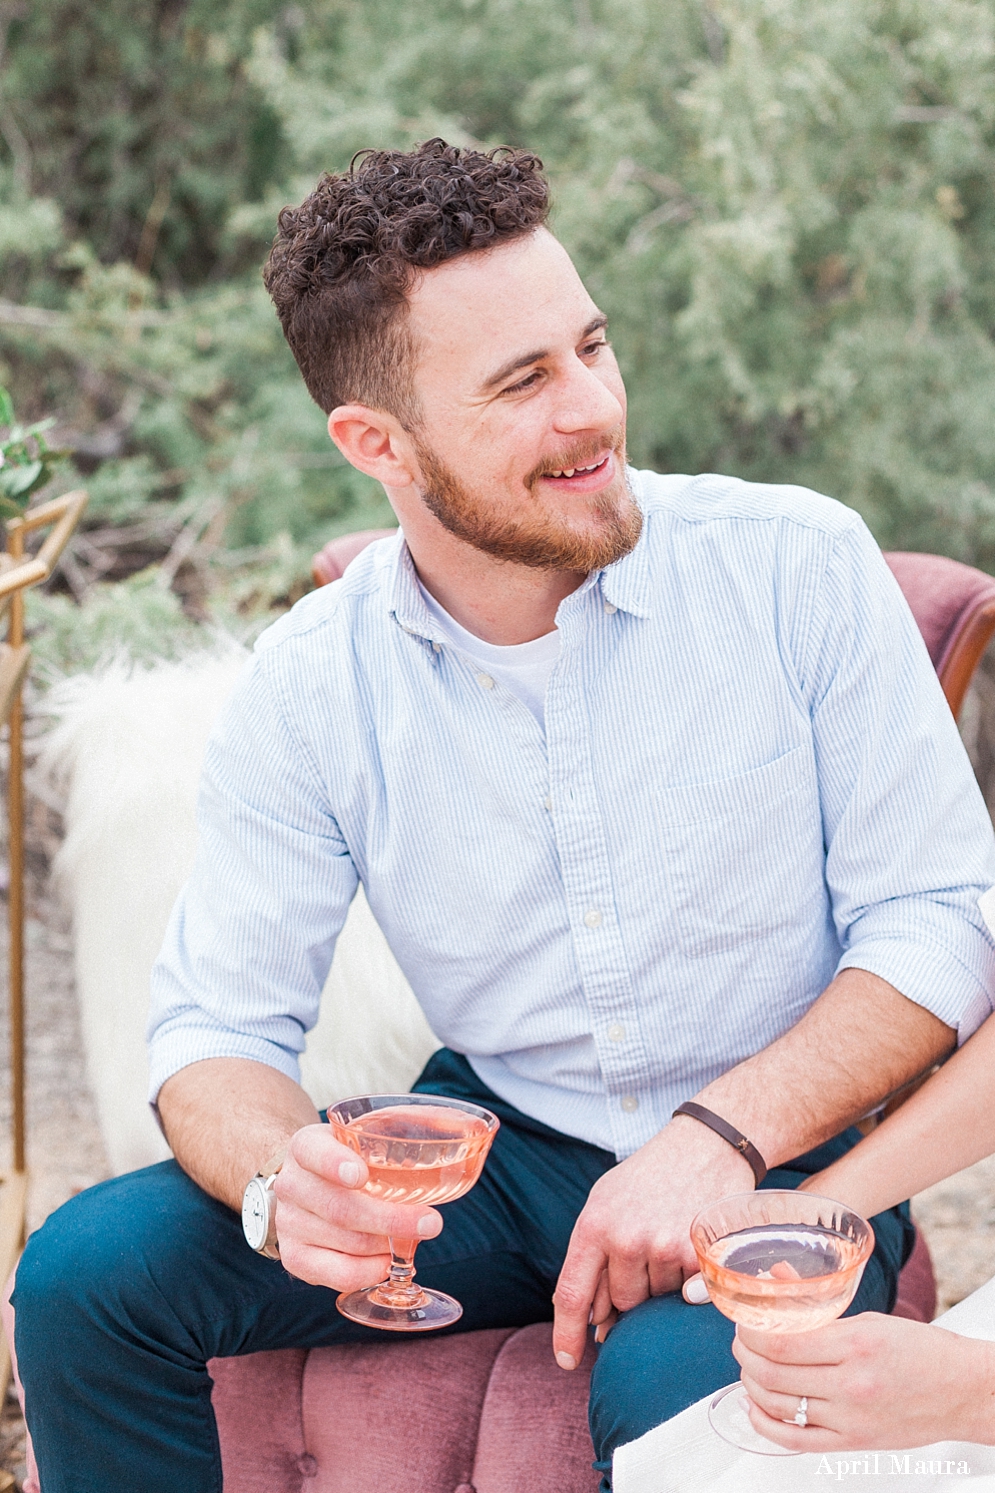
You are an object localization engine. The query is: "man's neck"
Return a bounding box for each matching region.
[405,529,584,645]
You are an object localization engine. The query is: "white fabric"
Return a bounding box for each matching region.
[613,1277,995,1492]
[417,576,560,726]
[40,650,439,1176]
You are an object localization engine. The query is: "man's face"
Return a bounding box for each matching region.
[403,228,641,571]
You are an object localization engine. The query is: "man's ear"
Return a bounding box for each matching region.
[327,404,418,489]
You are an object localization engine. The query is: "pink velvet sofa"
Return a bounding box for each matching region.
[3,1234,935,1492]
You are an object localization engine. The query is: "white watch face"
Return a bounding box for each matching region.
[242,1177,270,1252]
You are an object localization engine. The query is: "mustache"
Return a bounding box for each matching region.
[526,426,626,488]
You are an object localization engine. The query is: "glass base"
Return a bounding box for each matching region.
[708,1383,800,1456]
[336,1282,464,1332]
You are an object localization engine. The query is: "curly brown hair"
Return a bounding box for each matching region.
[263,138,550,423]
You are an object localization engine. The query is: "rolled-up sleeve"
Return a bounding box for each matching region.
[147,649,358,1104]
[803,518,995,1038]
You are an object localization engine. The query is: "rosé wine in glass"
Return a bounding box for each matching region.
[690,1191,874,1456]
[328,1093,499,1332]
[342,1103,493,1205]
[701,1222,872,1333]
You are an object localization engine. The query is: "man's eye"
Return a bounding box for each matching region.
[504,370,543,394]
[582,339,607,357]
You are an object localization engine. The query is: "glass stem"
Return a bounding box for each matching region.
[385,1237,420,1299]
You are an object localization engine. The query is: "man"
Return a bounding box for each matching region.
[14,139,995,1491]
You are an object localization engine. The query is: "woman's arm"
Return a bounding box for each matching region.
[799,1010,995,1218]
[726,1012,995,1452]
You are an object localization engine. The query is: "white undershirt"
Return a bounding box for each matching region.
[417,581,560,727]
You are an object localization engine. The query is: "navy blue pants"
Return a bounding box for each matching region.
[14,1050,912,1492]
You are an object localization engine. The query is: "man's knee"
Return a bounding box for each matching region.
[14,1162,215,1377]
[588,1293,736,1465]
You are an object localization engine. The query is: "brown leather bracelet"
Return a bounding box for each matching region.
[672,1101,768,1187]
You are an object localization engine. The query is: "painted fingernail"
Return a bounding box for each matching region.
[417,1214,440,1237]
[338,1160,361,1186]
[555,1351,577,1371]
[594,1324,607,1344]
[683,1276,710,1305]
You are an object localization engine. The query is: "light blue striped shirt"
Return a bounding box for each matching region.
[148,470,995,1158]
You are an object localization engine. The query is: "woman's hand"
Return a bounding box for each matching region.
[733,1315,995,1452]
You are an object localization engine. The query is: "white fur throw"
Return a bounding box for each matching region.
[40,648,440,1176]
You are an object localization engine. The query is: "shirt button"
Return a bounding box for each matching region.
[476,673,494,689]
[621,1095,639,1113]
[608,1023,625,1043]
[583,908,603,928]
[543,795,552,811]
[432,641,442,653]
[604,601,618,614]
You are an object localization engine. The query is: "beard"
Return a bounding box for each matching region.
[413,425,643,572]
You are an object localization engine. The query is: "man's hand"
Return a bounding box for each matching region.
[272,1123,442,1290]
[157,1057,444,1287]
[551,1115,753,1370]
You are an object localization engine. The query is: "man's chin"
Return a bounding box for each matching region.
[529,475,643,572]
[498,501,642,573]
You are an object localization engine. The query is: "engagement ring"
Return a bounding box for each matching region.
[793,1396,809,1428]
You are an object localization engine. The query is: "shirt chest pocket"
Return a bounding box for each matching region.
[654,746,827,959]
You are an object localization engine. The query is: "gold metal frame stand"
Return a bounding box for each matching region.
[0,490,87,1396]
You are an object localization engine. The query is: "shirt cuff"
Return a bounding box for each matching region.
[836,936,994,1040]
[147,1028,302,1110]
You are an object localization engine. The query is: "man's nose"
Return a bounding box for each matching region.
[551,360,625,437]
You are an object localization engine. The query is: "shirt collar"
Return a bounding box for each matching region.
[388,536,439,644]
[386,466,653,635]
[599,467,653,618]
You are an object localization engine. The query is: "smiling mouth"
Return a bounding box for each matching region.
[543,454,610,480]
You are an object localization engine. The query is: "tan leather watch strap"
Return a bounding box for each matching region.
[672,1101,768,1186]
[260,1145,288,1178]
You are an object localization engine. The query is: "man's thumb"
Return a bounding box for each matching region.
[682,1272,709,1305]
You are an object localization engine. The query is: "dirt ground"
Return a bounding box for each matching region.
[0,664,993,1488]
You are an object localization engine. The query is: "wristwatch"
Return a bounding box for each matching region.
[241,1146,288,1260]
